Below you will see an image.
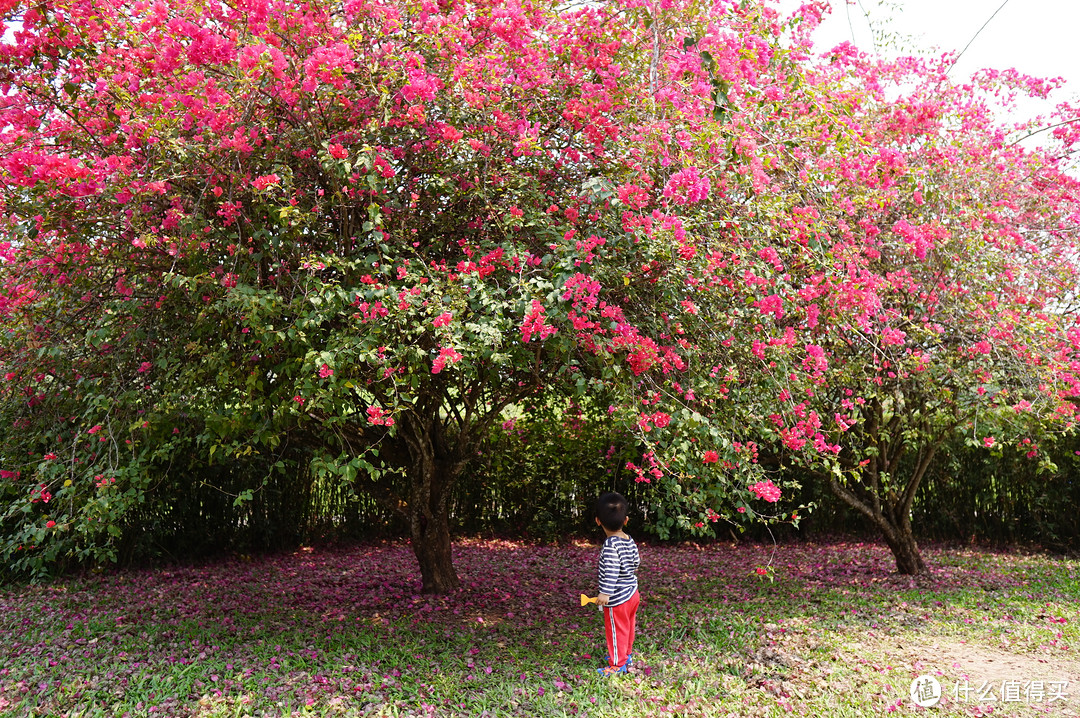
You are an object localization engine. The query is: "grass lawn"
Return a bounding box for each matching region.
[1,538,1077,717]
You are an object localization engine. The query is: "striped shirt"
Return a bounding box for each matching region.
[598,535,640,607]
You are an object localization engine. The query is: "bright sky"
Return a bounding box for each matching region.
[776,0,1080,121]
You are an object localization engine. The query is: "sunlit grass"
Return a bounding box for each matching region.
[1,539,1077,716]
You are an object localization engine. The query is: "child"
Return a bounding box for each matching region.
[593,491,640,676]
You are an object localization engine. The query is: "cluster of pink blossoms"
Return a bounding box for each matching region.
[520,300,555,343]
[637,411,671,432]
[625,450,663,483]
[431,346,462,374]
[662,166,710,205]
[748,480,782,503]
[251,173,279,191]
[366,405,394,427]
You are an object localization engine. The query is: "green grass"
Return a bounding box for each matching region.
[1,539,1078,716]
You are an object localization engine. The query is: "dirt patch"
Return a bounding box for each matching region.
[831,636,1080,716]
[908,639,1079,685]
[898,639,1079,713]
[761,621,1080,715]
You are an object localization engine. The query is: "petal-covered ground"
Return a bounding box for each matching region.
[1,538,1077,716]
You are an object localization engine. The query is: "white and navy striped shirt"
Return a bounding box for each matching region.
[598,535,640,607]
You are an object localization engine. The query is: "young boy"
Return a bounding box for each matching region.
[593,491,640,676]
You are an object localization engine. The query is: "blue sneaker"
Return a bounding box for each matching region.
[604,653,632,667]
[597,663,629,676]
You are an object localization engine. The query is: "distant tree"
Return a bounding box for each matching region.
[743,40,1080,573]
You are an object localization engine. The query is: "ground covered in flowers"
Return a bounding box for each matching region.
[1,539,1078,717]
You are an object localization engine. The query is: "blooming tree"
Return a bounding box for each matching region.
[0,0,828,587]
[1,0,1078,587]
[735,31,1080,573]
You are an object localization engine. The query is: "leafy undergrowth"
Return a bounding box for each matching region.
[1,539,1078,717]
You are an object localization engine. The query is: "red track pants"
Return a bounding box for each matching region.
[602,590,639,669]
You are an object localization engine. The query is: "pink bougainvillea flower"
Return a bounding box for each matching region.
[318,364,334,378]
[880,328,906,346]
[753,294,784,321]
[432,312,453,328]
[662,166,710,205]
[702,450,719,464]
[983,436,995,448]
[439,123,463,143]
[251,173,280,191]
[520,300,555,343]
[617,183,650,209]
[748,479,782,503]
[366,405,394,426]
[431,346,463,374]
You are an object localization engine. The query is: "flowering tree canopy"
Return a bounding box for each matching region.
[752,39,1080,573]
[1,0,1079,585]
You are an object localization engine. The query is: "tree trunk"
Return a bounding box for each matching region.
[819,419,941,576]
[411,500,459,593]
[390,382,517,593]
[884,525,927,575]
[827,474,930,575]
[401,412,462,593]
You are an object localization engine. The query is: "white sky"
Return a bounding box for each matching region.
[776,0,1080,121]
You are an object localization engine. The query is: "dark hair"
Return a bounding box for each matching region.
[595,492,628,532]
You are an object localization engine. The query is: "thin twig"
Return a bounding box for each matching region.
[947,0,1012,76]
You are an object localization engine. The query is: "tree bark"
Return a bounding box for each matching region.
[400,412,462,593]
[883,521,927,575]
[375,377,526,593]
[411,497,459,593]
[826,460,933,576]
